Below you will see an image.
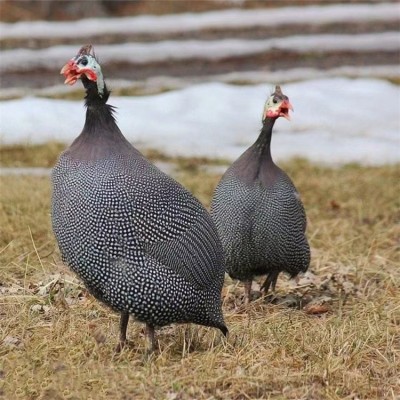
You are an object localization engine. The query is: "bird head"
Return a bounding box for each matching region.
[60,44,105,96]
[262,85,293,122]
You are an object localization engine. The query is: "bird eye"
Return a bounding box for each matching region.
[80,57,88,66]
[273,97,278,104]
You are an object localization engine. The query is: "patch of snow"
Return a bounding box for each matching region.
[0,3,398,40]
[0,78,399,165]
[1,32,399,73]
[215,65,400,85]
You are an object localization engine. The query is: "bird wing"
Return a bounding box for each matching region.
[112,167,224,290]
[142,212,223,290]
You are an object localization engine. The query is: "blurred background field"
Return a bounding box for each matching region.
[0,1,399,399]
[0,0,399,164]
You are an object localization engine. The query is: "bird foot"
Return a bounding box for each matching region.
[114,339,136,353]
[114,340,126,353]
[144,346,157,361]
[145,324,157,355]
[243,280,252,305]
[262,292,277,304]
[115,311,130,353]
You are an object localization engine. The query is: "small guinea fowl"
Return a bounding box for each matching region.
[210,86,310,303]
[51,45,227,352]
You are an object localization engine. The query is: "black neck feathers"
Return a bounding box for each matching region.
[232,117,279,185]
[81,77,121,140]
[67,77,133,159]
[254,117,276,163]
[83,76,110,106]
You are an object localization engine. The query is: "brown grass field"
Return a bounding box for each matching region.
[0,144,399,400]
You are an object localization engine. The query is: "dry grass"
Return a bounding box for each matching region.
[0,142,66,168]
[0,152,399,399]
[0,143,227,170]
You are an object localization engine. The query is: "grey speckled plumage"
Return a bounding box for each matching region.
[52,48,227,351]
[210,86,310,302]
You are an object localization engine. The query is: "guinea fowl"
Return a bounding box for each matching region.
[52,45,227,353]
[210,86,310,304]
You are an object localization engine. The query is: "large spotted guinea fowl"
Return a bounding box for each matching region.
[52,45,227,353]
[210,86,310,304]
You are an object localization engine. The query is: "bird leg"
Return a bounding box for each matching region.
[145,324,156,354]
[261,270,279,297]
[114,311,129,353]
[243,280,252,305]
